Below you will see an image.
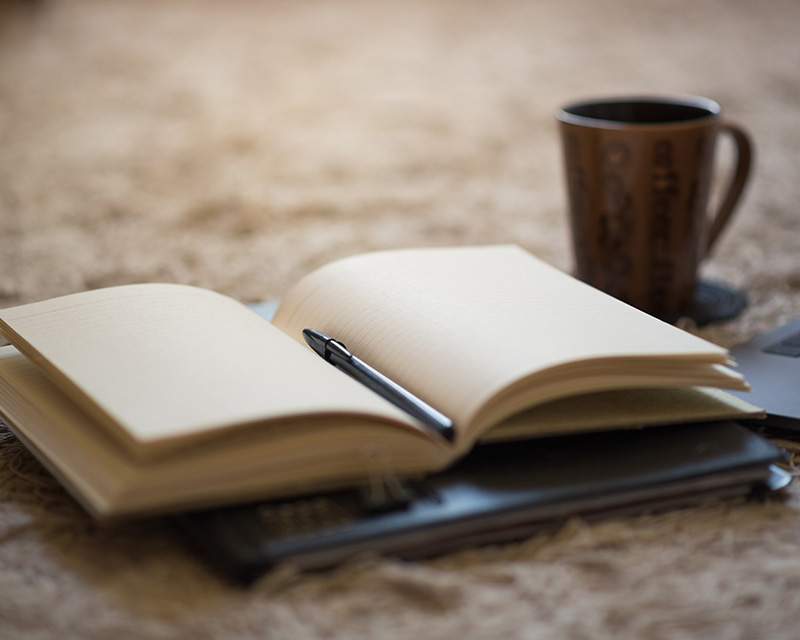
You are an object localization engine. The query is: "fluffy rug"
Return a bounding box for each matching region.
[2,0,800,637]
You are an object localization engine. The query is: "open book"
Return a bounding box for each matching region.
[0,245,761,518]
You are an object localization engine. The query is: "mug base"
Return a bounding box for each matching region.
[665,280,747,326]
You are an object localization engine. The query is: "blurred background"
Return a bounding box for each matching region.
[1,0,798,343]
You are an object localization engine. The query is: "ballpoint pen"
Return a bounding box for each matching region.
[302,328,455,442]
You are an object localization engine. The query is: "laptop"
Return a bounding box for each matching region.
[729,316,800,431]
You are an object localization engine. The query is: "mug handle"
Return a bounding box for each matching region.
[705,121,754,253]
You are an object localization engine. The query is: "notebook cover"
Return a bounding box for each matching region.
[176,421,788,585]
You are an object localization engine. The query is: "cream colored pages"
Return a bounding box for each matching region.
[273,245,745,443]
[0,345,450,518]
[483,387,764,441]
[0,284,425,456]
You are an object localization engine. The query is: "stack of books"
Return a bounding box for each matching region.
[0,245,788,583]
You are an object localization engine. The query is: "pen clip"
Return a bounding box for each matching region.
[322,337,352,363]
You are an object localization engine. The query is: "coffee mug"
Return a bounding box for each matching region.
[556,94,753,320]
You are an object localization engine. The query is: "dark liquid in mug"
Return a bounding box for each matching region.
[565,101,713,124]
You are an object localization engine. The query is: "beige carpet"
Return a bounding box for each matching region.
[2,0,800,637]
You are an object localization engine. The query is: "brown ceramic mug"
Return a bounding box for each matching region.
[556,94,753,320]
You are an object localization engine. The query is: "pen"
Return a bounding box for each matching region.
[302,328,455,442]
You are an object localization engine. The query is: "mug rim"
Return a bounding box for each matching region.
[556,93,722,129]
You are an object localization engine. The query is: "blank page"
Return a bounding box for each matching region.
[273,245,740,437]
[0,284,417,453]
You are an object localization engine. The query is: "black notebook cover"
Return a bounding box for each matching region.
[177,421,788,585]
